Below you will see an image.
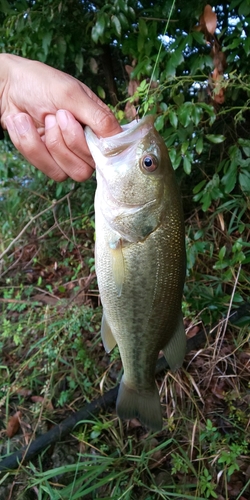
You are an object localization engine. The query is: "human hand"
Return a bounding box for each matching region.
[0,54,122,181]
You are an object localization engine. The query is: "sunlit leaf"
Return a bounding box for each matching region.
[196,136,203,155]
[97,86,106,99]
[111,15,121,37]
[183,155,192,174]
[206,134,225,144]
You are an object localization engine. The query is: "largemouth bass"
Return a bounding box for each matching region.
[85,115,186,431]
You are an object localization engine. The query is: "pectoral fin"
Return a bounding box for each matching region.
[109,239,125,297]
[162,311,186,371]
[101,312,117,353]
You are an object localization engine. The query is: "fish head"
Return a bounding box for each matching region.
[85,115,177,241]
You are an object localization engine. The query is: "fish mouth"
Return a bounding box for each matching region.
[85,115,155,157]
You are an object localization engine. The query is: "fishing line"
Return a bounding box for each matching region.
[142,0,176,116]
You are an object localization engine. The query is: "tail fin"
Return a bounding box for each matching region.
[116,377,162,432]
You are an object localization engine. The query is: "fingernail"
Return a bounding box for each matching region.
[45,114,57,130]
[56,110,68,131]
[6,114,30,135]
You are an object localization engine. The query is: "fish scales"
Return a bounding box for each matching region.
[85,115,186,431]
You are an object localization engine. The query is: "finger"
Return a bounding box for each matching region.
[5,113,68,181]
[45,113,95,182]
[56,110,95,167]
[57,80,122,138]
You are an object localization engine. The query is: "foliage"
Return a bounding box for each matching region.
[0,0,250,498]
[1,0,250,317]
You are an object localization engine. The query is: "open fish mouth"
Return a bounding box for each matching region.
[85,115,155,158]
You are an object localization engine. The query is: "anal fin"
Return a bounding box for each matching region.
[162,311,186,371]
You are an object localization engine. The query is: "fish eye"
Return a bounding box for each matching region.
[141,154,158,172]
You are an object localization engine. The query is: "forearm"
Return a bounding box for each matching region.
[0,53,12,133]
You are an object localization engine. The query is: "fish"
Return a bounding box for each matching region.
[85,115,186,431]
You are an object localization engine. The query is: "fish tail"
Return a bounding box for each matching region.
[116,377,162,432]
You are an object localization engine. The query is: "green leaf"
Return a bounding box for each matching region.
[0,0,13,13]
[183,155,191,174]
[97,86,106,99]
[91,25,99,43]
[75,53,83,73]
[137,79,148,92]
[225,37,241,50]
[139,18,148,37]
[222,170,237,194]
[218,246,226,260]
[238,1,250,16]
[229,0,242,8]
[196,136,203,155]
[42,32,52,57]
[178,104,191,128]
[244,36,250,56]
[173,94,184,106]
[154,115,165,131]
[111,15,121,36]
[193,179,206,194]
[169,150,182,170]
[191,31,205,45]
[181,141,189,155]
[118,12,128,29]
[239,169,250,194]
[169,110,178,129]
[95,13,106,38]
[137,34,144,53]
[170,49,184,68]
[192,105,202,126]
[242,146,250,156]
[206,134,225,144]
[128,6,136,20]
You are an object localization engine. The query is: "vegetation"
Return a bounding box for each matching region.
[0,0,249,498]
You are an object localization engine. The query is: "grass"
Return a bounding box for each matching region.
[0,148,250,499]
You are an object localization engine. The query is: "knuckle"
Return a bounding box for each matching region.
[92,108,115,133]
[45,135,62,151]
[52,171,68,182]
[70,164,94,183]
